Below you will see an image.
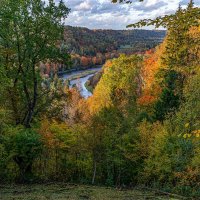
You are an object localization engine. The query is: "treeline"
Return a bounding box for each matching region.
[0,0,199,198]
[61,26,165,69]
[41,27,165,76]
[40,27,165,77]
[63,26,165,56]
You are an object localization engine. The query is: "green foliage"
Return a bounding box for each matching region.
[90,54,142,114]
[86,55,144,185]
[0,0,70,127]
[2,127,43,182]
[65,26,165,55]
[173,69,200,138]
[64,26,165,69]
[149,3,200,121]
[0,0,199,198]
[127,1,199,29]
[138,49,200,196]
[140,119,199,196]
[91,108,126,185]
[154,70,181,121]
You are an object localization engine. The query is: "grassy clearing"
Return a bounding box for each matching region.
[0,183,186,200]
[68,69,98,81]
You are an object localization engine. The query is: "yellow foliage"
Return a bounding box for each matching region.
[87,54,142,114]
[185,123,190,128]
[138,39,167,106]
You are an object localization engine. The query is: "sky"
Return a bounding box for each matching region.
[62,0,200,30]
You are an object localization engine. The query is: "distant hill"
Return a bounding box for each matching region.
[41,26,166,75]
[63,26,166,57]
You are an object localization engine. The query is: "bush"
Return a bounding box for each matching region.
[3,128,43,183]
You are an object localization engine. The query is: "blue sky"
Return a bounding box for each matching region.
[63,0,200,30]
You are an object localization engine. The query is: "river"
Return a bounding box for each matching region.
[62,67,102,98]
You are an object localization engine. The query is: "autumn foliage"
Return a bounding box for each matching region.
[0,1,200,197]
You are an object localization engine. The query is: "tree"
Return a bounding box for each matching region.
[88,55,142,114]
[127,1,199,28]
[153,70,182,121]
[137,42,166,107]
[86,55,143,185]
[173,69,200,139]
[133,2,200,121]
[0,0,70,128]
[3,128,43,182]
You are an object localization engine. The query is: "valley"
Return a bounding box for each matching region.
[62,66,102,98]
[0,0,199,199]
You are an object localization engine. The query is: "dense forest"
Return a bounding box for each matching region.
[0,0,200,199]
[63,26,165,67]
[41,27,166,76]
[64,26,165,56]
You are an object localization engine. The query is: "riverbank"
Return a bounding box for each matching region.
[58,65,102,77]
[66,69,100,81]
[61,66,102,98]
[84,70,103,94]
[0,183,185,200]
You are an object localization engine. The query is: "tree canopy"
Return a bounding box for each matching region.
[0,0,70,128]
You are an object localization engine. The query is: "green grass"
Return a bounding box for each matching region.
[0,183,185,200]
[68,69,98,81]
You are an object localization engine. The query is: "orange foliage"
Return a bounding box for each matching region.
[145,49,155,55]
[92,56,102,65]
[103,60,113,68]
[45,62,51,75]
[81,56,90,66]
[137,95,157,106]
[92,57,97,65]
[39,119,57,147]
[188,25,200,65]
[175,167,200,187]
[65,88,91,124]
[138,41,166,106]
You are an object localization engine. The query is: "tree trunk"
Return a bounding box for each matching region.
[92,161,96,185]
[14,157,33,183]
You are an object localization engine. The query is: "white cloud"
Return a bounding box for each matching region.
[63,0,200,30]
[75,1,91,11]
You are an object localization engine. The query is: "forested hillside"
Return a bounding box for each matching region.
[41,27,165,76]
[63,26,165,55]
[0,0,199,199]
[61,26,165,69]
